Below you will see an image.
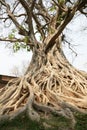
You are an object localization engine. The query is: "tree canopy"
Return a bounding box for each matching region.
[0,0,87,52]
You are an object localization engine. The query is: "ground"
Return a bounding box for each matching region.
[0,111,87,130]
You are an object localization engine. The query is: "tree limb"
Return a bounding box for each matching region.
[45,0,87,53]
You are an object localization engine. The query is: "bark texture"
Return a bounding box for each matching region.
[0,40,87,129]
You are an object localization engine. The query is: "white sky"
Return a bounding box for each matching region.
[0,13,87,76]
[0,44,32,76]
[63,13,87,72]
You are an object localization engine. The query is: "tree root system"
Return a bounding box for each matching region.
[0,49,87,128]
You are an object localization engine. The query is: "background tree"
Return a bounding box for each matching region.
[0,0,87,129]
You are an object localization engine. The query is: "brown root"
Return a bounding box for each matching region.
[0,47,87,129]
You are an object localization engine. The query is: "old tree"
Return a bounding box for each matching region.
[0,0,87,129]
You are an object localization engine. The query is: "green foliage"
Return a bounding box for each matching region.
[20,44,26,49]
[20,44,30,51]
[9,33,30,52]
[13,42,20,52]
[49,27,55,34]
[13,43,30,52]
[49,5,56,12]
[26,46,30,51]
[8,29,17,40]
[58,0,65,5]
[40,36,42,41]
[57,15,63,25]
[8,33,15,39]
[23,36,29,44]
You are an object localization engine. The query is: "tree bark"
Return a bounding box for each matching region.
[0,36,87,129]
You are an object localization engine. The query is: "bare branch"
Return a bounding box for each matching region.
[45,0,87,53]
[33,13,46,41]
[0,38,24,43]
[45,7,76,53]
[12,1,20,14]
[0,0,28,36]
[18,0,38,47]
[63,38,78,56]
[35,2,51,22]
[0,37,33,47]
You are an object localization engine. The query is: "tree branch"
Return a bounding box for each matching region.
[18,0,36,39]
[0,0,28,36]
[45,8,76,53]
[45,0,87,53]
[33,13,46,41]
[0,37,33,47]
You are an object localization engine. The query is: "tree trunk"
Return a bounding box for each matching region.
[0,38,87,129]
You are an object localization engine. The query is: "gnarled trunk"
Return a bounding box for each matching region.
[0,38,87,129]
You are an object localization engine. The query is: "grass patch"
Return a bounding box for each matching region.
[0,113,87,130]
[75,113,87,130]
[0,115,43,130]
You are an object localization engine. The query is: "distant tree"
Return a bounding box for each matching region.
[0,0,87,129]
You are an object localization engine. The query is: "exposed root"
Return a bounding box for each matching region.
[0,48,87,128]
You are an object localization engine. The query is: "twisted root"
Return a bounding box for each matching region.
[0,51,87,128]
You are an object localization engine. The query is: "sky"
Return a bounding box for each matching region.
[0,44,32,76]
[63,13,87,72]
[0,12,87,76]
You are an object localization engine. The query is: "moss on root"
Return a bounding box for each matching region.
[0,117,70,130]
[0,114,43,130]
[0,113,87,130]
[75,113,87,130]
